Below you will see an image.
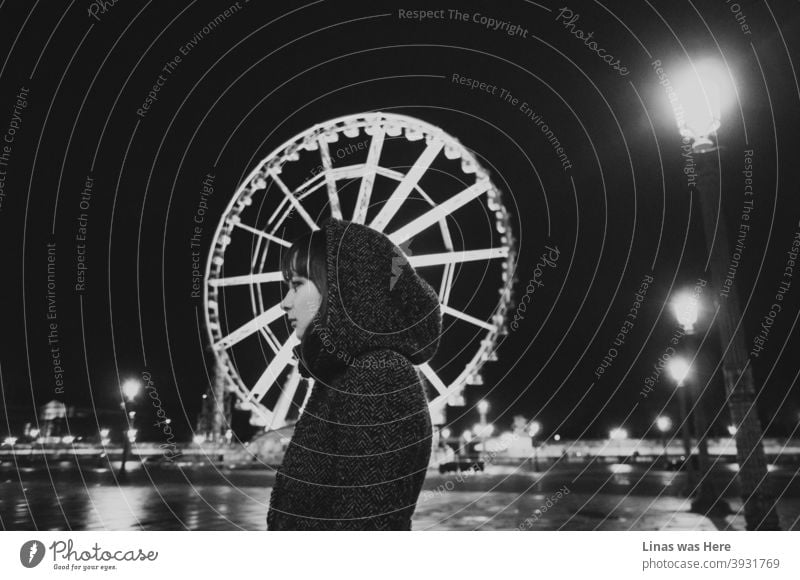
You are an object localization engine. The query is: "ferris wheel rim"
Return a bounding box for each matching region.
[203,112,516,427]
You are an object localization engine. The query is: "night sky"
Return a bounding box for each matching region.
[1,0,798,444]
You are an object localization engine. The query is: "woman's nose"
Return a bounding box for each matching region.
[280,291,292,311]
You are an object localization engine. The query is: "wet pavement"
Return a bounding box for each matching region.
[2,461,799,531]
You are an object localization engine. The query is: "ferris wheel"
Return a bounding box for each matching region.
[204,112,516,430]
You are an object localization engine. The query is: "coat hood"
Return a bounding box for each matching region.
[295,217,442,381]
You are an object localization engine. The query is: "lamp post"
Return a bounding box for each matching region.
[528,421,541,471]
[472,422,494,468]
[477,399,489,465]
[655,415,672,468]
[440,427,452,463]
[673,60,780,529]
[670,291,727,514]
[666,356,696,490]
[119,378,142,479]
[461,429,473,470]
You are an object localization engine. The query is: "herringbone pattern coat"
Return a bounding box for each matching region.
[267,218,442,530]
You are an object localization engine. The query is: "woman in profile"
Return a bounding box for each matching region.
[266,217,442,530]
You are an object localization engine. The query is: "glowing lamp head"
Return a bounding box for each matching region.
[477,399,489,415]
[441,428,452,440]
[673,60,731,152]
[667,357,691,385]
[122,378,142,401]
[528,421,542,438]
[656,416,673,433]
[671,290,700,333]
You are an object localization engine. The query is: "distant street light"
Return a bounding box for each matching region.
[656,416,673,432]
[476,400,490,465]
[528,421,542,471]
[669,293,720,514]
[667,355,696,490]
[609,428,628,441]
[119,378,142,479]
[655,416,673,468]
[728,425,738,436]
[122,378,142,402]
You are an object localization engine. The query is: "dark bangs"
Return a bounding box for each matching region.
[281,229,328,314]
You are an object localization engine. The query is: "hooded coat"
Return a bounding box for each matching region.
[266,217,442,530]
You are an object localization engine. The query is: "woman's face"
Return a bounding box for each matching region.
[280,274,322,340]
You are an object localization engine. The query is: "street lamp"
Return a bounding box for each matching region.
[460,429,473,468]
[673,59,728,153]
[119,378,142,479]
[528,421,542,471]
[476,400,489,465]
[609,427,628,441]
[672,59,778,529]
[670,290,720,512]
[671,290,700,335]
[666,357,691,387]
[655,415,673,468]
[666,356,696,489]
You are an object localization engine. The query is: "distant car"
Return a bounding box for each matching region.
[438,460,484,474]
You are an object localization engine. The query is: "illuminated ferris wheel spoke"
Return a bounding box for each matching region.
[408,247,509,268]
[213,303,285,350]
[440,303,496,331]
[418,363,449,397]
[388,180,492,246]
[268,169,320,231]
[441,261,456,304]
[209,270,283,288]
[246,333,301,403]
[370,140,443,232]
[352,129,385,224]
[317,137,343,219]
[234,221,292,247]
[268,364,302,431]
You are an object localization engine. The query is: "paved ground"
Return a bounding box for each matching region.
[2,462,798,531]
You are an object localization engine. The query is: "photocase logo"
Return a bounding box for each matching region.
[390,239,413,290]
[20,540,46,568]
